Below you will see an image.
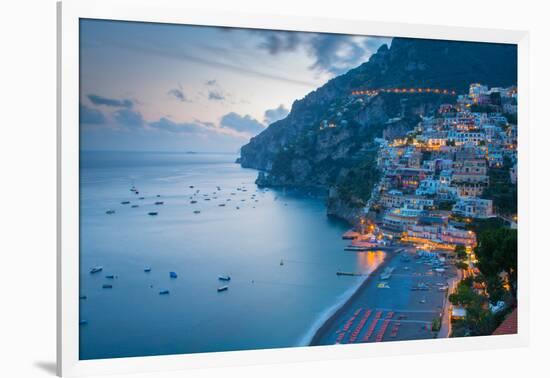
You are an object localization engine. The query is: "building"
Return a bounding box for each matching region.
[451,159,489,197]
[452,198,494,219]
[382,207,423,232]
[415,178,439,196]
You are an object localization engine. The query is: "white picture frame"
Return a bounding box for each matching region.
[57,1,530,376]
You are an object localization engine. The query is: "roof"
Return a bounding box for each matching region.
[452,307,467,318]
[492,308,518,335]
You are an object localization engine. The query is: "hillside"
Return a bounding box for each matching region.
[239,37,517,222]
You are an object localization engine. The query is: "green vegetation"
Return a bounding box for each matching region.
[504,113,517,125]
[455,261,468,270]
[437,200,454,211]
[454,245,467,260]
[475,227,517,299]
[431,317,441,332]
[449,277,477,307]
[337,153,380,206]
[482,156,517,216]
[449,225,517,337]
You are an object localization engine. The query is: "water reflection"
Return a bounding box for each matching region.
[356,251,386,273]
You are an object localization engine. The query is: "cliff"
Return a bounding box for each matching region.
[240,37,517,223]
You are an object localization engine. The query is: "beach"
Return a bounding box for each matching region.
[310,245,458,345]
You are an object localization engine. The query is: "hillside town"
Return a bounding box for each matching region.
[343,83,518,338]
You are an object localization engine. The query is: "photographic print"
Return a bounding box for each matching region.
[78,19,518,360]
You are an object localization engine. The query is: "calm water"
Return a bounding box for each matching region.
[79,151,384,359]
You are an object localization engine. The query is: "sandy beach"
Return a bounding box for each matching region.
[310,245,458,345]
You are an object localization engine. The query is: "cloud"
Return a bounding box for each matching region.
[254,30,390,76]
[208,91,226,101]
[220,112,265,135]
[258,31,301,55]
[113,108,144,128]
[80,104,107,125]
[168,87,189,102]
[264,104,289,124]
[88,94,133,108]
[109,40,317,87]
[307,35,366,75]
[149,117,211,134]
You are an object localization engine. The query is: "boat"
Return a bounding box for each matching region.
[193,210,201,214]
[336,271,363,276]
[217,286,229,292]
[131,205,139,208]
[144,268,151,273]
[105,274,115,279]
[156,194,161,197]
[190,200,197,204]
[79,295,87,300]
[148,212,158,216]
[169,272,178,278]
[105,210,115,215]
[139,197,144,200]
[121,201,130,205]
[280,259,284,266]
[380,267,395,280]
[102,284,113,289]
[218,275,231,281]
[218,203,226,207]
[79,320,88,325]
[189,185,194,188]
[90,266,103,274]
[155,201,164,205]
[159,289,170,295]
[236,207,240,210]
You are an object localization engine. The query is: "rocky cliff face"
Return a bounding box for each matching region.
[239,37,517,223]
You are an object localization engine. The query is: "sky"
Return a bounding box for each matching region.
[79,19,392,153]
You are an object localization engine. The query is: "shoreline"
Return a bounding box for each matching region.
[308,248,396,346]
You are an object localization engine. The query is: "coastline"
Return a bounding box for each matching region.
[308,248,396,346]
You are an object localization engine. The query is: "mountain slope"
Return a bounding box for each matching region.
[239,37,517,221]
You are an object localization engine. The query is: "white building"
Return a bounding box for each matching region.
[452,198,494,219]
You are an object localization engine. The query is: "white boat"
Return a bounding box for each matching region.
[218,275,231,281]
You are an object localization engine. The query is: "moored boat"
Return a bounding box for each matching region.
[218,275,231,281]
[217,286,229,292]
[90,266,103,274]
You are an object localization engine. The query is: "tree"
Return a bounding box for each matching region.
[475,228,517,298]
[455,245,467,260]
[449,279,477,307]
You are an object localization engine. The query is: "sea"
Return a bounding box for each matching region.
[79,151,385,359]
